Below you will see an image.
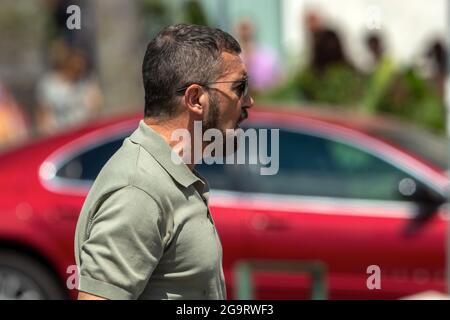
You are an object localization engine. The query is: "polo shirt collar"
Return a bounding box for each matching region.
[130,120,204,189]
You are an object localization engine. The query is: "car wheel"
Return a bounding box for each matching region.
[0,250,67,300]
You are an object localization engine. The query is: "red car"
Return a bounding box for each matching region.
[0,107,447,300]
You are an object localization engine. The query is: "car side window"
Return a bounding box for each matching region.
[196,161,241,191]
[56,132,238,188]
[240,128,414,201]
[56,135,128,182]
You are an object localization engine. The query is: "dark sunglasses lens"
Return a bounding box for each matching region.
[237,79,248,97]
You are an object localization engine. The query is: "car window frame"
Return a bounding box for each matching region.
[40,118,446,201]
[40,121,137,196]
[235,121,447,201]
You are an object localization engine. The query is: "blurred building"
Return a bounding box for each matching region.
[283,0,448,71]
[0,0,448,135]
[184,0,449,78]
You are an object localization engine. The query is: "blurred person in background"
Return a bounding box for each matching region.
[295,25,365,106]
[0,83,29,150]
[359,33,445,134]
[365,32,385,68]
[311,28,350,73]
[373,45,446,134]
[302,9,324,65]
[425,40,447,101]
[304,9,323,39]
[235,19,282,95]
[362,32,396,114]
[36,40,102,135]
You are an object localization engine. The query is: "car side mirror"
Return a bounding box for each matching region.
[398,178,447,236]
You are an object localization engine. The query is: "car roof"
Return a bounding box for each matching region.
[2,104,446,172]
[27,105,416,142]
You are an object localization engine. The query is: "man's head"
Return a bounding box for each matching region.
[142,24,253,135]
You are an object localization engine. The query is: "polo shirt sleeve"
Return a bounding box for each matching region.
[77,186,166,300]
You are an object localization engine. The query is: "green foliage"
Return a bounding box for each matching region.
[260,63,445,135]
[140,0,172,39]
[294,64,367,106]
[140,0,209,39]
[377,68,445,134]
[183,0,209,26]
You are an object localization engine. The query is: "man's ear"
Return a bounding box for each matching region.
[184,84,208,117]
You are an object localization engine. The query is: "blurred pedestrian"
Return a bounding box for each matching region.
[366,32,384,67]
[295,26,365,106]
[235,19,282,93]
[311,28,353,73]
[0,83,29,150]
[362,32,396,113]
[425,40,447,100]
[36,41,102,134]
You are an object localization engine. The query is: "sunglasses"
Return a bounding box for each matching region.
[176,77,249,98]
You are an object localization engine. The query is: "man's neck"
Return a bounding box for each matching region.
[144,116,197,170]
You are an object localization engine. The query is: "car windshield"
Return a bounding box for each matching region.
[366,124,448,170]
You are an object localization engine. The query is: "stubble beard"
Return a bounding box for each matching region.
[202,94,240,157]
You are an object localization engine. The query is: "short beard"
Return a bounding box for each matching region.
[202,93,239,156]
[203,93,221,133]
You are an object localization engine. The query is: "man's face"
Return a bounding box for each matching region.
[203,52,254,135]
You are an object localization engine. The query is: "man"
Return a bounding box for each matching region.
[75,24,253,300]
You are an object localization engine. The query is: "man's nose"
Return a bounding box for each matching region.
[243,95,254,108]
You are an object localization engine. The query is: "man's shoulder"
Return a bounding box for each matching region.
[91,137,178,203]
[77,138,173,237]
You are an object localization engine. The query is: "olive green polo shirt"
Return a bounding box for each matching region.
[74,120,226,300]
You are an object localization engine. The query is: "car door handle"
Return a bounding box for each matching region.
[251,215,290,231]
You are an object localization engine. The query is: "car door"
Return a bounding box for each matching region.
[41,133,130,275]
[195,162,248,298]
[233,125,446,300]
[46,129,249,299]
